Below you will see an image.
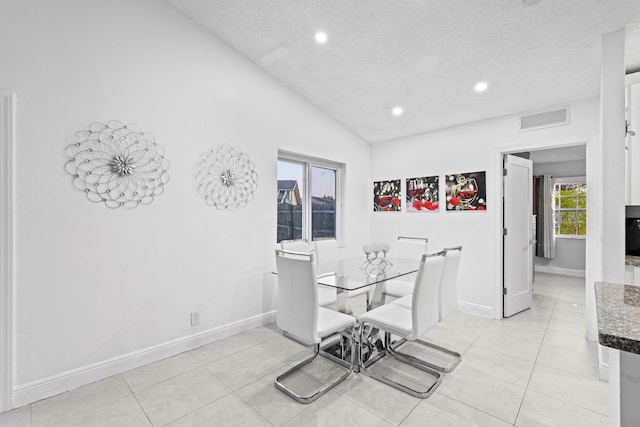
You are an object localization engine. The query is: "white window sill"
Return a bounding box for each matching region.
[555,234,586,240]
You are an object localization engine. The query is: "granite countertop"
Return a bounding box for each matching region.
[625,255,640,267]
[594,281,640,354]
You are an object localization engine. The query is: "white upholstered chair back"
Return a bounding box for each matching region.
[410,252,446,340]
[439,246,462,321]
[397,236,428,261]
[379,237,430,299]
[280,239,337,307]
[275,249,320,344]
[314,238,339,264]
[280,239,314,254]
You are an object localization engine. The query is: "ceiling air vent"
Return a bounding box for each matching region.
[519,106,570,132]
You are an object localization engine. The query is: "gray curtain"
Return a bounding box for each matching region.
[533,175,556,258]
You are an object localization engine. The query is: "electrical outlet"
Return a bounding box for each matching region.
[190,312,200,326]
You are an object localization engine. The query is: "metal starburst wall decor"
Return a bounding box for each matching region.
[194,145,258,210]
[64,121,170,208]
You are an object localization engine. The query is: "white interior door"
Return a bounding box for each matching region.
[503,154,533,317]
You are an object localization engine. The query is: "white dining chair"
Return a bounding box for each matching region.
[279,239,314,253]
[274,249,356,403]
[390,247,463,372]
[280,239,337,307]
[392,246,462,315]
[357,251,445,398]
[313,238,374,314]
[383,236,429,299]
[312,237,339,264]
[438,246,462,321]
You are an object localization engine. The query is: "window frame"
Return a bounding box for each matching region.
[277,150,345,244]
[553,176,586,239]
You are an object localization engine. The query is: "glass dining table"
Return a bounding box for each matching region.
[315,256,419,313]
[313,256,420,368]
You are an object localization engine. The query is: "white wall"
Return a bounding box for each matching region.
[370,98,600,317]
[628,81,640,204]
[533,159,586,177]
[535,238,586,272]
[0,0,371,405]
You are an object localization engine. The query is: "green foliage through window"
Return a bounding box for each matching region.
[554,183,586,236]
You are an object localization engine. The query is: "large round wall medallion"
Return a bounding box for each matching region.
[65,121,170,208]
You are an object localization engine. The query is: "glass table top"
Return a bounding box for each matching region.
[315,257,419,291]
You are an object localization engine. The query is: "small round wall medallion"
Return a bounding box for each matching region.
[194,145,258,210]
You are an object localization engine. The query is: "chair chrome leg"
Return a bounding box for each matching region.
[284,330,352,369]
[275,337,355,404]
[283,330,310,346]
[389,336,462,373]
[320,329,355,370]
[357,324,442,399]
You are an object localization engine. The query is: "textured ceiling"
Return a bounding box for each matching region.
[166,0,640,143]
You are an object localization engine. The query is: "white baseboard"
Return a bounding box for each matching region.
[535,265,586,277]
[598,344,610,383]
[13,311,277,407]
[599,362,609,382]
[457,301,494,318]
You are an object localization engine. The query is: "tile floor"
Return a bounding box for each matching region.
[0,273,607,426]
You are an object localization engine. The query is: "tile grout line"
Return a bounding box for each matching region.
[232,387,279,427]
[515,276,608,422]
[127,351,240,426]
[221,335,322,426]
[434,390,518,426]
[121,374,154,427]
[511,281,559,426]
[424,317,521,425]
[537,276,598,371]
[333,389,400,427]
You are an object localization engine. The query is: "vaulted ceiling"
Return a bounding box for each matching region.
[166,0,640,143]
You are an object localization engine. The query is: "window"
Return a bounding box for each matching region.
[277,160,304,242]
[554,180,586,237]
[277,152,343,243]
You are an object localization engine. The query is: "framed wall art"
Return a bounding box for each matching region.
[445,171,487,211]
[406,176,439,212]
[373,179,401,212]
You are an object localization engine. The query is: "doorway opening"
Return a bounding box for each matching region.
[499,142,588,322]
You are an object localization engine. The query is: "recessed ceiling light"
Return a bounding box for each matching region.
[315,32,328,44]
[392,106,404,116]
[474,82,488,92]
